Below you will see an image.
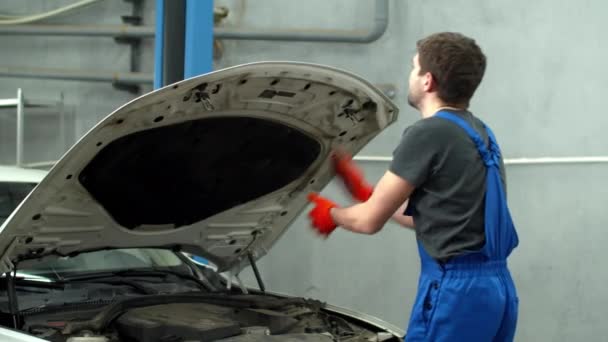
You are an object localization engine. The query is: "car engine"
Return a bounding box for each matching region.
[18,294,396,342]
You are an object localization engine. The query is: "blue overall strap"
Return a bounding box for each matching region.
[435,111,519,259]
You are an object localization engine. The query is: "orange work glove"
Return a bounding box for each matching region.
[307,193,338,236]
[332,151,373,202]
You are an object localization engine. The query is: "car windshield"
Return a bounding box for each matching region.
[15,248,186,281]
[0,181,37,226]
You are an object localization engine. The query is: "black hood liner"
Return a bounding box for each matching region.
[79,117,321,229]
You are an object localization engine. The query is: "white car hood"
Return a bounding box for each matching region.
[0,62,397,274]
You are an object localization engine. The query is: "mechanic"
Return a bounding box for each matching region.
[307,32,519,341]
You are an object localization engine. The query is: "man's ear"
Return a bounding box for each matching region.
[422,72,436,92]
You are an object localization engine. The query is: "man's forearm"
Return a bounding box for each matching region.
[330,203,413,233]
[330,204,383,235]
[324,170,416,236]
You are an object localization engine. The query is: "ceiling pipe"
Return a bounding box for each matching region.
[0,66,397,99]
[0,66,153,84]
[0,0,389,43]
[0,24,154,37]
[25,156,608,171]
[353,155,608,166]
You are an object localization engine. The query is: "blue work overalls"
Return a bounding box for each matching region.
[404,111,519,341]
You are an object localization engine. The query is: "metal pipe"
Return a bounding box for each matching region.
[184,0,214,78]
[162,0,186,86]
[354,155,608,166]
[0,68,396,101]
[0,98,19,107]
[215,0,389,43]
[0,0,389,43]
[0,0,103,25]
[5,271,21,329]
[0,24,154,37]
[22,155,608,170]
[153,0,164,89]
[16,88,24,167]
[247,252,266,293]
[504,156,608,165]
[0,67,153,84]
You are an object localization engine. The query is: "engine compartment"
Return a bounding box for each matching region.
[17,294,392,342]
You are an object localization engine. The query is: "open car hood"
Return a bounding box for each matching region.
[0,62,397,274]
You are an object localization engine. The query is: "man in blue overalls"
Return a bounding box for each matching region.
[307,32,519,341]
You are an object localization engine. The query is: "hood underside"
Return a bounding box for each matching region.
[0,62,398,274]
[79,116,321,230]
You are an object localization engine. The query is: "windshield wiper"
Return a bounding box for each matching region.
[13,278,64,289]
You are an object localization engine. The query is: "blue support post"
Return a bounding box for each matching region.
[153,0,164,89]
[155,0,186,88]
[184,0,214,78]
[154,0,214,265]
[186,0,214,265]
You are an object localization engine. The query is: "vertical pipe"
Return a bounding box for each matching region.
[162,0,186,86]
[16,88,24,167]
[184,0,214,78]
[153,0,164,89]
[129,0,144,75]
[184,0,214,266]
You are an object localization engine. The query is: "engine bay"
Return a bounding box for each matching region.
[16,293,393,342]
[0,251,400,341]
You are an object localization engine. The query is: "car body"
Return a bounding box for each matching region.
[0,166,47,227]
[0,62,403,341]
[0,327,47,342]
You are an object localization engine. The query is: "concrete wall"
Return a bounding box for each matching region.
[0,0,154,165]
[1,1,607,341]
[219,1,608,341]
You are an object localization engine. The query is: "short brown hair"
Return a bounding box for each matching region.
[416,32,486,107]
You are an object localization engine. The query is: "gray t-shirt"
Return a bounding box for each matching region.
[389,110,506,261]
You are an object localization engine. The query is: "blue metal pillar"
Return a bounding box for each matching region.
[154,0,188,88]
[185,0,213,265]
[184,0,214,78]
[153,0,164,89]
[154,0,214,265]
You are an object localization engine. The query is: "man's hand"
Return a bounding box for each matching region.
[393,200,415,229]
[333,151,373,202]
[307,193,339,236]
